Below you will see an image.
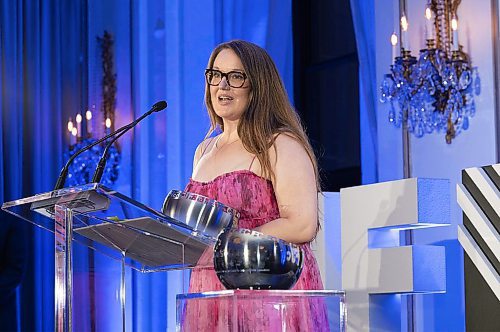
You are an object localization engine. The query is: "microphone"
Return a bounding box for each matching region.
[91,100,167,184]
[54,101,168,190]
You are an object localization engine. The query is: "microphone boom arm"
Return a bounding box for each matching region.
[54,125,129,190]
[91,101,167,184]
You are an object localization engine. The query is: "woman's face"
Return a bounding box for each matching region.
[209,48,251,122]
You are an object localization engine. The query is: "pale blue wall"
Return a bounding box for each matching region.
[374,0,498,330]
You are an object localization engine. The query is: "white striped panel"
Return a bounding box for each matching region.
[464,167,500,217]
[492,164,500,177]
[458,225,500,301]
[457,184,500,262]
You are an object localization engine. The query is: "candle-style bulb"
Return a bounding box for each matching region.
[85,110,93,136]
[425,7,432,20]
[391,33,398,46]
[67,118,73,132]
[105,118,112,129]
[75,113,82,139]
[69,126,77,145]
[401,15,408,31]
[425,6,434,40]
[451,16,459,51]
[390,33,398,64]
[400,14,409,50]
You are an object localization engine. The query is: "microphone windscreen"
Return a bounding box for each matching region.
[153,100,168,112]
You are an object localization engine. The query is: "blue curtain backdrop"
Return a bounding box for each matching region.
[349,0,378,184]
[0,0,87,330]
[1,0,293,330]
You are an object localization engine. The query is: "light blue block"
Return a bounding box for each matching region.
[417,178,451,225]
[412,245,446,293]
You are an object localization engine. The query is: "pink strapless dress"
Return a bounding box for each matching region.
[182,170,329,331]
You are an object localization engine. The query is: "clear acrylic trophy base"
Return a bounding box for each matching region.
[176,289,346,331]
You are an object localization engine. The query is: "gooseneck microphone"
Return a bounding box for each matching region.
[53,101,168,190]
[91,100,167,184]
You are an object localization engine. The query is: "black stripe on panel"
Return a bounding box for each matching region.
[462,169,500,234]
[464,254,500,332]
[483,165,500,191]
[463,214,500,275]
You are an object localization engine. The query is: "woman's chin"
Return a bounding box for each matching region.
[214,109,244,122]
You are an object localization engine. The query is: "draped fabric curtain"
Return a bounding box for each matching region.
[349,0,379,184]
[0,0,86,330]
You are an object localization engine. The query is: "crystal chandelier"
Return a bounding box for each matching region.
[380,0,480,144]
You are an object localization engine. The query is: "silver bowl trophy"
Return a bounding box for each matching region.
[162,190,239,238]
[163,190,304,290]
[214,229,304,290]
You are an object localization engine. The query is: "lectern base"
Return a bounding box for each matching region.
[176,289,346,331]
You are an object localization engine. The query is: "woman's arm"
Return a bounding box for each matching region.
[254,134,318,244]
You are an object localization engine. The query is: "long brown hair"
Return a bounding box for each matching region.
[204,40,319,191]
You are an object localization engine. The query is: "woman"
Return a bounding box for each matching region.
[183,40,327,331]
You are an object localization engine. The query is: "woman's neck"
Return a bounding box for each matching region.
[221,120,239,140]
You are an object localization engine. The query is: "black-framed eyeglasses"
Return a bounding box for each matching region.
[205,69,247,88]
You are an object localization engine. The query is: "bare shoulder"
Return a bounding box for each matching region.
[195,136,215,153]
[269,133,314,181]
[270,133,308,160]
[194,136,217,166]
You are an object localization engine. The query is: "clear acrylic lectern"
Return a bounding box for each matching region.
[2,183,215,332]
